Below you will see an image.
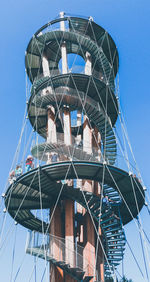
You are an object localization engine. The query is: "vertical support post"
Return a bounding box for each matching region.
[85,51,92,76]
[76,111,84,243]
[50,205,64,282]
[63,106,72,146]
[42,54,50,77]
[63,106,75,282]
[60,12,68,74]
[97,224,105,281]
[96,227,104,282]
[83,117,95,280]
[93,127,104,281]
[46,106,57,163]
[47,107,57,144]
[41,53,57,163]
[60,15,75,280]
[76,111,82,144]
[83,52,95,280]
[93,127,101,195]
[42,42,63,282]
[76,111,83,216]
[83,116,92,155]
[83,49,93,197]
[65,199,74,265]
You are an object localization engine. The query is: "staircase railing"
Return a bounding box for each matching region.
[25,230,95,276]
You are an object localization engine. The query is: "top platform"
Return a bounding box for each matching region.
[25,16,119,84]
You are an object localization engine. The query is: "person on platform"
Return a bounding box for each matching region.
[51,152,58,163]
[15,165,23,178]
[9,170,16,184]
[25,155,34,172]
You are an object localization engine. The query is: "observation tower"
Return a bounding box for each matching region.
[5,12,145,281]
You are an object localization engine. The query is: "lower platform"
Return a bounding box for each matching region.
[5,161,145,229]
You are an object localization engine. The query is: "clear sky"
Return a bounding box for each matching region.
[0,0,150,281]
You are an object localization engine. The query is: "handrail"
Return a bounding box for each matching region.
[26,230,95,275]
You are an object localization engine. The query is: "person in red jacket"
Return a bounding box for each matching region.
[25,155,34,172]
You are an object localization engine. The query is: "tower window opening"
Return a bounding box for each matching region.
[59,54,85,74]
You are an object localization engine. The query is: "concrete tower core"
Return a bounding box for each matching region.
[5,12,145,282]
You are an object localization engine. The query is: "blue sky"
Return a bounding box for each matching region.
[0,0,150,281]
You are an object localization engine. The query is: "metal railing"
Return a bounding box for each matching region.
[33,65,110,85]
[26,230,96,276]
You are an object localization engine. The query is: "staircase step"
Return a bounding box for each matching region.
[102,222,120,229]
[108,242,126,247]
[69,267,83,272]
[108,247,125,252]
[90,201,100,212]
[107,250,124,256]
[69,267,85,279]
[83,276,93,282]
[94,209,101,217]
[62,263,70,268]
[104,226,122,233]
[103,188,116,194]
[106,231,124,236]
[100,210,112,218]
[108,257,122,262]
[55,261,67,267]
[107,254,123,258]
[100,216,115,225]
[84,191,93,197]
[50,258,57,264]
[107,237,126,243]
[76,271,85,279]
[88,196,97,207]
